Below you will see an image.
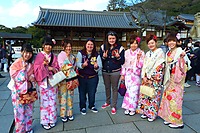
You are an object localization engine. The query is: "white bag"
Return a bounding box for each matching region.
[48,71,66,87]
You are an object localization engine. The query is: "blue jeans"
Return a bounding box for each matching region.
[78,75,99,110]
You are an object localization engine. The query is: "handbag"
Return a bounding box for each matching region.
[48,71,66,87]
[140,85,155,98]
[118,80,126,96]
[66,78,79,90]
[19,82,38,104]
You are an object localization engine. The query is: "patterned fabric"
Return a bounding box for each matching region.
[34,51,59,125]
[39,85,57,125]
[137,48,165,119]
[9,58,35,133]
[158,48,186,125]
[59,81,74,117]
[121,48,145,112]
[57,52,76,118]
[137,63,165,119]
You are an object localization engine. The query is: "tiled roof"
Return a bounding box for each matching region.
[33,7,139,29]
[0,32,32,39]
[178,14,194,21]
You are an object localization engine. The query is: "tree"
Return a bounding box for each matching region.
[12,26,27,33]
[26,26,45,48]
[107,0,128,11]
[0,25,12,32]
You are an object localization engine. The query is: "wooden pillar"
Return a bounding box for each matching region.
[70,30,74,43]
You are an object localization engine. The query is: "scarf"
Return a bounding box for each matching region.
[163,47,184,86]
[141,48,165,79]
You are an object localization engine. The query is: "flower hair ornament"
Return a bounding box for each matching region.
[153,35,157,40]
[136,37,141,44]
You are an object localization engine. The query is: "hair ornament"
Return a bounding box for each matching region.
[136,37,141,44]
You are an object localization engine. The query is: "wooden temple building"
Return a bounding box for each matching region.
[33,7,139,52]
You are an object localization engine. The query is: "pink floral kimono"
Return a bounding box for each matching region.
[34,51,59,125]
[158,47,187,125]
[8,58,35,133]
[121,48,145,112]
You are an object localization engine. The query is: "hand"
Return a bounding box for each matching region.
[29,76,35,82]
[43,58,49,65]
[103,50,108,58]
[120,75,125,80]
[114,50,120,58]
[180,51,186,58]
[48,66,57,73]
[22,62,28,70]
[94,61,98,69]
[137,51,142,60]
[82,59,88,68]
[143,77,148,84]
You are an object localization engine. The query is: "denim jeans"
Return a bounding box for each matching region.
[78,75,99,110]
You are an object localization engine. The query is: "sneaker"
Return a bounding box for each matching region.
[80,108,86,115]
[124,110,129,115]
[61,116,68,122]
[168,124,184,129]
[111,107,116,114]
[196,82,200,87]
[147,118,154,122]
[141,114,147,119]
[184,82,191,88]
[164,121,170,125]
[41,124,51,130]
[0,75,5,78]
[129,111,135,116]
[101,103,110,109]
[49,123,56,128]
[68,115,74,121]
[90,107,98,113]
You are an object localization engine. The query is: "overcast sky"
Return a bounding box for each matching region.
[0,0,109,28]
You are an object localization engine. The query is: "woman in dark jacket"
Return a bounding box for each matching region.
[100,31,125,114]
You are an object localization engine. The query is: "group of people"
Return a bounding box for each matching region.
[119,33,187,129]
[8,31,194,133]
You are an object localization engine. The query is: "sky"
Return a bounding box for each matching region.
[0,0,109,28]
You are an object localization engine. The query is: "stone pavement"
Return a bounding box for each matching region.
[0,72,200,133]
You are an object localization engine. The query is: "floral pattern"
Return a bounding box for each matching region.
[10,59,34,133]
[121,48,145,112]
[137,49,165,120]
[158,50,186,125]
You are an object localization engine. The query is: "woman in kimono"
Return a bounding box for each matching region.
[120,35,145,116]
[57,38,76,122]
[8,44,35,133]
[34,36,59,130]
[137,34,165,122]
[158,34,186,129]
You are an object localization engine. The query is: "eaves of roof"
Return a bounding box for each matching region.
[0,32,32,39]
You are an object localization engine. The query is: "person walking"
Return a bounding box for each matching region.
[34,36,59,130]
[136,34,165,122]
[0,44,6,78]
[120,35,145,116]
[76,38,102,115]
[100,31,125,114]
